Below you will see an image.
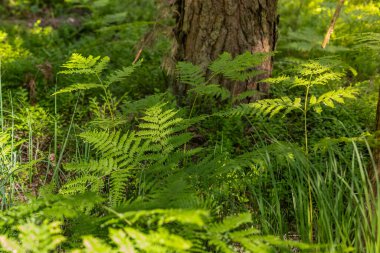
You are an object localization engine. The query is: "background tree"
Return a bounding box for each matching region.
[172,0,278,101]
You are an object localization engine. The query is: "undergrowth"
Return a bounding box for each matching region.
[0,0,379,252]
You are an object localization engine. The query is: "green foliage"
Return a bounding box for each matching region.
[59,54,110,76]
[0,1,378,252]
[52,83,104,95]
[176,52,267,102]
[309,87,358,113]
[106,59,143,85]
[60,104,194,206]
[209,52,268,81]
[189,84,231,101]
[225,97,302,118]
[176,62,206,87]
[0,220,65,253]
[0,31,30,63]
[69,208,310,253]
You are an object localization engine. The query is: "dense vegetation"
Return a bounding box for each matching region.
[0,0,379,252]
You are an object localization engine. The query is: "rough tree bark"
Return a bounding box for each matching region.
[172,0,278,101]
[373,87,380,194]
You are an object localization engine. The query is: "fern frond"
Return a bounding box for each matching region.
[208,237,234,253]
[80,131,130,157]
[59,53,110,75]
[0,236,22,253]
[233,90,261,102]
[59,175,102,195]
[110,169,131,206]
[224,97,302,118]
[116,209,208,227]
[208,212,251,234]
[283,28,323,52]
[63,158,117,175]
[292,76,310,87]
[310,87,359,113]
[52,83,103,95]
[314,132,371,151]
[176,62,206,87]
[209,52,268,81]
[262,75,290,84]
[61,105,195,206]
[355,32,380,53]
[138,105,188,152]
[207,213,253,253]
[299,61,332,76]
[124,227,192,252]
[189,84,230,100]
[108,229,135,252]
[312,71,344,85]
[105,60,142,85]
[76,236,114,253]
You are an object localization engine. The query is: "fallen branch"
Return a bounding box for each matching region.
[322,0,345,49]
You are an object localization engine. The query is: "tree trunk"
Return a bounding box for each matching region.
[173,0,278,101]
[373,87,380,194]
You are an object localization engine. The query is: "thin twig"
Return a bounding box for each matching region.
[133,48,143,64]
[322,0,345,49]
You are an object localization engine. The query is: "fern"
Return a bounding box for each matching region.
[55,54,142,120]
[209,52,269,81]
[208,212,251,234]
[0,220,65,253]
[72,130,149,205]
[189,84,231,100]
[59,53,110,75]
[64,158,117,175]
[105,59,142,85]
[309,87,359,113]
[176,61,206,87]
[233,89,262,103]
[59,175,103,195]
[355,32,380,52]
[52,83,103,95]
[176,52,269,104]
[60,105,195,206]
[138,104,193,155]
[224,97,302,118]
[296,61,344,84]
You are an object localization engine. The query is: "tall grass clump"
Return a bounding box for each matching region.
[249,140,380,252]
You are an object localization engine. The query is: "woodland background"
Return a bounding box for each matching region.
[0,0,379,252]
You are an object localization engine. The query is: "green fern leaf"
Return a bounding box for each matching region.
[189,84,231,100]
[63,158,116,175]
[262,75,290,84]
[209,52,268,81]
[59,53,110,75]
[52,83,103,95]
[208,212,251,234]
[109,169,131,206]
[59,175,102,195]
[105,60,142,85]
[176,62,206,87]
[311,87,359,112]
[233,90,261,102]
[224,97,302,118]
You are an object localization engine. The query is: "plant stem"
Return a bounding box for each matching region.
[96,73,114,120]
[304,76,313,242]
[0,58,3,131]
[304,85,310,155]
[53,96,79,186]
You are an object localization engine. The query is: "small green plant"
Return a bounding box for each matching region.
[176,52,269,110]
[54,53,142,125]
[224,60,359,153]
[59,103,196,206]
